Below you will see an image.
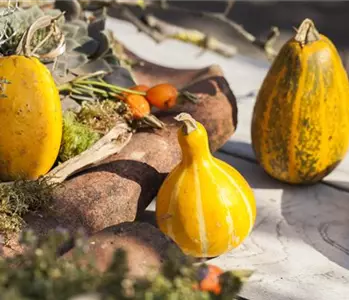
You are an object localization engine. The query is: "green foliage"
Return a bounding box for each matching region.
[59,111,101,162]
[0,5,63,56]
[0,230,249,300]
[76,100,127,135]
[0,4,135,88]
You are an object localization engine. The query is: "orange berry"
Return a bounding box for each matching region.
[196,264,224,295]
[123,94,151,119]
[146,83,178,110]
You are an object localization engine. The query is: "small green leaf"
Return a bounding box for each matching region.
[65,51,89,70]
[103,66,136,87]
[70,58,113,76]
[74,37,99,57]
[65,38,81,52]
[62,24,80,39]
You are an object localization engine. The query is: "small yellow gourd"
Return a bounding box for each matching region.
[0,55,62,181]
[156,113,256,258]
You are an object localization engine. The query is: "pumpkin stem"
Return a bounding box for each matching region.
[174,113,198,135]
[294,18,320,46]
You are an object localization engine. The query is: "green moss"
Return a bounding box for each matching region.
[59,111,101,163]
[0,102,124,239]
[76,100,127,135]
[0,177,58,241]
[0,230,250,299]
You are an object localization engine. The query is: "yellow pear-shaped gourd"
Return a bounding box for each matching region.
[0,55,62,181]
[156,113,256,258]
[251,19,349,184]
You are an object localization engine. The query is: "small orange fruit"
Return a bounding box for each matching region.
[123,94,151,119]
[195,264,224,295]
[146,83,178,109]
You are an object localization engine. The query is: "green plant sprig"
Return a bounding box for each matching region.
[0,229,252,300]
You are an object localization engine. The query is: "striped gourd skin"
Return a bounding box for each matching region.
[251,34,349,184]
[156,120,256,258]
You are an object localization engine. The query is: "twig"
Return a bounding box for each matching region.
[144,14,236,57]
[16,13,66,60]
[161,4,280,59]
[117,2,279,59]
[116,4,165,43]
[47,123,132,183]
[0,123,132,187]
[223,0,235,16]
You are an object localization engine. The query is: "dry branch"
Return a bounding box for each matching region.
[148,3,280,59]
[47,122,132,183]
[144,14,237,57]
[117,5,165,43]
[109,1,279,60]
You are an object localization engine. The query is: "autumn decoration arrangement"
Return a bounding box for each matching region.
[0,1,251,299]
[0,0,347,299]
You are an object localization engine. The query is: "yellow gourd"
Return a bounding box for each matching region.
[0,55,62,181]
[156,113,256,258]
[251,19,349,184]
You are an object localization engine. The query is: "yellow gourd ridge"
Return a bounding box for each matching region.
[251,18,349,184]
[156,113,256,258]
[0,18,63,181]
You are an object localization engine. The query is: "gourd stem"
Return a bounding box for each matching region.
[174,113,198,135]
[179,91,199,104]
[294,18,320,46]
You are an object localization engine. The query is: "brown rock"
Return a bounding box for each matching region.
[63,222,185,278]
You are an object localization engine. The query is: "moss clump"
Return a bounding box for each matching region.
[0,229,250,299]
[76,100,127,135]
[0,177,57,241]
[59,111,101,162]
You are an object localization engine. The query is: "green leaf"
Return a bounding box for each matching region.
[65,38,81,52]
[103,66,136,87]
[62,23,80,39]
[70,58,113,76]
[65,51,89,70]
